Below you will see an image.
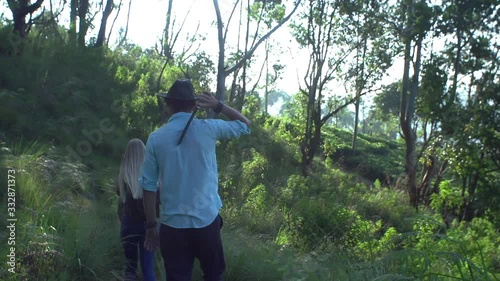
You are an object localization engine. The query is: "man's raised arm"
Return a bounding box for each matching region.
[196,92,251,127]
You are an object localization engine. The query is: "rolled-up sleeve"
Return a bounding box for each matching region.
[208,120,251,140]
[139,134,159,192]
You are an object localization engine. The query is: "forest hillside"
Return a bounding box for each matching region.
[1,0,499,280]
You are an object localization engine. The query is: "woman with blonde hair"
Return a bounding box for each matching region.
[116,138,157,281]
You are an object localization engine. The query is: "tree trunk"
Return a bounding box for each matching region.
[310,108,322,163]
[351,28,368,152]
[302,116,321,176]
[408,35,423,206]
[238,0,250,112]
[213,0,227,107]
[69,0,78,44]
[461,172,480,221]
[7,0,45,37]
[301,60,322,176]
[461,150,482,222]
[228,70,239,104]
[163,0,174,60]
[403,127,418,207]
[78,0,90,47]
[301,88,315,176]
[399,0,419,208]
[419,155,436,204]
[432,160,448,194]
[95,0,114,47]
[352,95,360,151]
[447,26,462,108]
[264,39,269,115]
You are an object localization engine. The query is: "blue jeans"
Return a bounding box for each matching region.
[121,216,156,281]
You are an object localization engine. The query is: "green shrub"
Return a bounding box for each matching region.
[280,197,371,253]
[357,185,417,232]
[436,218,500,277]
[240,184,284,236]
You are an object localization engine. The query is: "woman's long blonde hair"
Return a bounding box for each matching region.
[118,138,146,203]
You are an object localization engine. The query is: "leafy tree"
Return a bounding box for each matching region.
[291,0,387,175]
[423,0,500,222]
[212,0,301,109]
[260,89,288,114]
[333,108,354,129]
[365,82,400,139]
[394,0,435,207]
[262,40,284,115]
[415,58,449,204]
[371,82,401,122]
[338,0,396,152]
[437,69,500,224]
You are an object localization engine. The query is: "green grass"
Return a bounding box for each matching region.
[322,127,404,184]
[0,141,122,280]
[1,140,499,281]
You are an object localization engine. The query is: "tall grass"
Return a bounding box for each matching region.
[0,141,125,280]
[1,141,63,280]
[219,226,500,281]
[1,140,498,281]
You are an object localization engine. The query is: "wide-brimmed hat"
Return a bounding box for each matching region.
[157,79,196,100]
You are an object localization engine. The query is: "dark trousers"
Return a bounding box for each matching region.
[159,215,225,281]
[121,216,156,281]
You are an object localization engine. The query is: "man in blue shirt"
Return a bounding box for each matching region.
[140,79,251,281]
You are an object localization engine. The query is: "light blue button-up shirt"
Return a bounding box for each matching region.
[139,112,250,228]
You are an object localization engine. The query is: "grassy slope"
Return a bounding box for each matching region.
[1,127,498,280]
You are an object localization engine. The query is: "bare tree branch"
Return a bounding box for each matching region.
[116,0,132,48]
[225,0,302,74]
[107,0,122,45]
[178,22,201,63]
[320,92,369,126]
[161,0,174,58]
[223,0,240,41]
[169,7,192,58]
[249,52,267,94]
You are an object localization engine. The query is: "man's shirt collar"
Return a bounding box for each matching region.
[167,112,196,123]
